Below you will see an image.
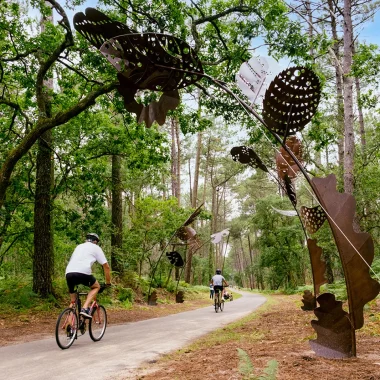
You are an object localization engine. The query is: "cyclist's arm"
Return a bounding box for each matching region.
[223,279,228,287]
[103,262,111,285]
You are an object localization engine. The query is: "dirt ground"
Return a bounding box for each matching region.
[127,295,380,380]
[1,294,380,379]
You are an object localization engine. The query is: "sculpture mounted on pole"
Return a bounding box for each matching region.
[73,8,380,358]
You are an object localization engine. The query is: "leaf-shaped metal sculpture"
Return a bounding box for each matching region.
[100,33,204,92]
[73,8,204,128]
[271,207,298,217]
[276,136,303,180]
[230,146,268,172]
[307,239,327,295]
[312,174,380,329]
[166,251,184,267]
[310,293,353,358]
[210,229,230,244]
[176,226,197,241]
[73,8,137,49]
[283,174,297,207]
[236,57,278,105]
[300,205,327,234]
[183,203,204,227]
[263,67,320,137]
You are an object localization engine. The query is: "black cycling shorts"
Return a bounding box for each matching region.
[213,285,224,293]
[66,272,96,293]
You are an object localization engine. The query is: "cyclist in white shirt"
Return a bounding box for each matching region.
[211,269,228,300]
[65,233,111,318]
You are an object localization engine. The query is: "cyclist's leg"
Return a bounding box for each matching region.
[83,280,100,309]
[66,273,78,306]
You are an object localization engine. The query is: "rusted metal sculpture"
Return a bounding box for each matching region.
[74,8,380,357]
[307,239,327,295]
[301,290,316,311]
[166,251,184,267]
[312,175,380,331]
[310,293,353,358]
[73,8,203,127]
[235,63,379,357]
[230,145,268,172]
[263,67,320,137]
[300,205,327,234]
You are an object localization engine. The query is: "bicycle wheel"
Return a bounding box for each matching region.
[55,308,77,349]
[214,293,219,313]
[89,305,107,341]
[220,299,224,312]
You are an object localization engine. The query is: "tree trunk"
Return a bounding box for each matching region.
[328,0,345,179]
[353,42,366,157]
[33,5,54,297]
[175,118,181,206]
[355,76,366,155]
[111,154,124,274]
[33,129,54,297]
[343,0,355,196]
[192,131,202,208]
[170,118,180,205]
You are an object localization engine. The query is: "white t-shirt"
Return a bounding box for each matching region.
[65,241,108,275]
[212,274,225,286]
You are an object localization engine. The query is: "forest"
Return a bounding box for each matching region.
[1,0,380,306]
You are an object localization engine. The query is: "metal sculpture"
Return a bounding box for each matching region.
[310,293,353,358]
[230,145,268,172]
[301,290,316,311]
[210,229,230,244]
[312,175,380,330]
[262,67,320,137]
[73,8,203,127]
[74,8,380,357]
[166,251,184,267]
[234,60,379,356]
[300,205,327,234]
[307,239,327,295]
[235,56,278,105]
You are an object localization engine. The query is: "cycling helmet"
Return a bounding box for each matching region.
[86,232,100,243]
[216,269,222,274]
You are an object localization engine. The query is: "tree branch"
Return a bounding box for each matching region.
[0,99,32,128]
[36,0,74,116]
[194,5,251,25]
[0,81,118,207]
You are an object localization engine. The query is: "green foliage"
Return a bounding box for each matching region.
[237,348,278,379]
[117,287,134,303]
[320,280,348,302]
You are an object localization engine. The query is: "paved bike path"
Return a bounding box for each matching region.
[0,292,266,380]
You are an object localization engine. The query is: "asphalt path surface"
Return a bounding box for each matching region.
[0,292,266,380]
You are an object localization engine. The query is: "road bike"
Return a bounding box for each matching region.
[55,285,107,349]
[214,288,224,313]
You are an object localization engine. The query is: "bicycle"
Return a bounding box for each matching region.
[214,288,224,313]
[55,284,108,349]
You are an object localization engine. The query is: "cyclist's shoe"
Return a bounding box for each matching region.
[80,308,92,319]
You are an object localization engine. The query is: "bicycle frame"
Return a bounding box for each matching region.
[60,290,101,339]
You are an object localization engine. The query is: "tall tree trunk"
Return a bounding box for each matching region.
[33,6,54,297]
[343,0,355,196]
[33,129,54,297]
[355,76,366,156]
[175,118,181,206]
[328,0,345,180]
[171,118,178,199]
[353,43,366,156]
[192,131,202,208]
[111,154,123,274]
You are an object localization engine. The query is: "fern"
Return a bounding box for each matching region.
[237,348,278,380]
[237,348,254,378]
[258,359,278,380]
